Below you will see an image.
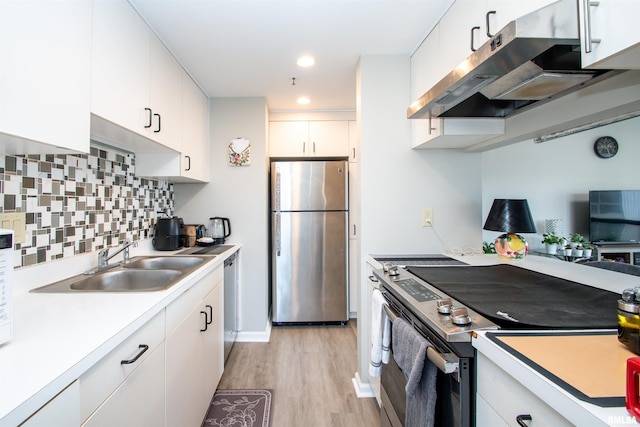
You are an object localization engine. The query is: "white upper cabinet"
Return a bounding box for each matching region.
[149,36,183,152]
[438,0,486,72]
[270,121,349,157]
[91,0,182,151]
[135,71,210,182]
[579,0,640,69]
[179,72,209,182]
[91,0,150,140]
[0,0,92,154]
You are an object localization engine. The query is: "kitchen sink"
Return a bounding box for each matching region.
[31,255,210,293]
[69,269,183,292]
[122,256,207,271]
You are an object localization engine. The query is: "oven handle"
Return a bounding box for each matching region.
[383,305,459,375]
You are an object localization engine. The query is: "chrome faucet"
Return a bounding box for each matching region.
[85,240,138,275]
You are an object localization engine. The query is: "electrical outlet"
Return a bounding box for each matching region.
[0,212,26,243]
[421,208,433,227]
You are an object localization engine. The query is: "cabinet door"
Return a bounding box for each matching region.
[166,302,208,427]
[81,344,165,427]
[91,0,150,138]
[21,381,79,427]
[438,0,487,70]
[181,72,210,182]
[269,121,308,157]
[308,121,349,157]
[149,36,183,151]
[0,0,91,153]
[579,0,640,69]
[202,280,225,410]
[411,24,442,100]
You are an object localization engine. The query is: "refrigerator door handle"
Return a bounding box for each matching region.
[274,167,281,211]
[275,213,281,256]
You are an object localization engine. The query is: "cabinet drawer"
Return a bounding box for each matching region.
[166,265,223,335]
[476,353,572,426]
[79,311,165,422]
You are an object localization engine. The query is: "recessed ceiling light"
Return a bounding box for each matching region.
[296,56,315,67]
[297,97,311,105]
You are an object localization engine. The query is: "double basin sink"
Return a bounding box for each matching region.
[31,245,234,293]
[31,255,210,293]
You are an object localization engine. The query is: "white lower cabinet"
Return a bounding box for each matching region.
[81,344,165,427]
[79,311,166,426]
[476,352,572,426]
[20,381,79,427]
[166,266,224,427]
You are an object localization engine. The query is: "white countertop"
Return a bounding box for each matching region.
[0,240,240,426]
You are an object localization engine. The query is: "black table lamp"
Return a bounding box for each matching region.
[483,199,537,260]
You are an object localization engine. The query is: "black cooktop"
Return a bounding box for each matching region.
[406,265,620,329]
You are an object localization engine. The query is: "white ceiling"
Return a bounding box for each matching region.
[128,0,454,112]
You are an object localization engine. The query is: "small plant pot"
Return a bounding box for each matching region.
[583,249,593,258]
[564,248,573,256]
[573,249,584,257]
[545,243,559,255]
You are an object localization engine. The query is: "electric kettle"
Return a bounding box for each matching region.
[210,217,231,244]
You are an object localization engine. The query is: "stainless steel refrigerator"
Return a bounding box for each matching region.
[271,160,348,324]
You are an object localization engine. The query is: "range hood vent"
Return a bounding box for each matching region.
[408,0,613,119]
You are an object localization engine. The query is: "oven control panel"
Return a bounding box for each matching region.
[393,278,442,302]
[374,267,498,342]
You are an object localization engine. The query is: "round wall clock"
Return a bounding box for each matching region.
[594,136,618,158]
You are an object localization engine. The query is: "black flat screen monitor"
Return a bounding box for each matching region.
[589,190,640,244]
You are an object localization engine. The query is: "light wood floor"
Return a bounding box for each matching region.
[217,321,380,426]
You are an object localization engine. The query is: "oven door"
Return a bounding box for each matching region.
[380,305,473,427]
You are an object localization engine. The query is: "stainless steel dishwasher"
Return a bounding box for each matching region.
[223,252,238,363]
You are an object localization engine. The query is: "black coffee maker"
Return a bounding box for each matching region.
[153,217,184,250]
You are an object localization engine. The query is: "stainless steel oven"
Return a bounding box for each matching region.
[379,287,474,427]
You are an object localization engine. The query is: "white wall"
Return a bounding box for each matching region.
[355,54,483,389]
[174,97,270,336]
[481,116,640,252]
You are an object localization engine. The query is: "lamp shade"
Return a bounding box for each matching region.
[483,199,537,234]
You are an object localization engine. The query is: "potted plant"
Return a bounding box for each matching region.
[482,241,496,254]
[582,243,594,258]
[563,244,573,257]
[573,244,584,257]
[541,232,564,255]
[569,233,587,249]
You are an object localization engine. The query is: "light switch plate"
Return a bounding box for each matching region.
[0,212,26,243]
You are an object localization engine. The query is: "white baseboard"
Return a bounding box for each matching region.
[235,319,272,343]
[351,371,375,398]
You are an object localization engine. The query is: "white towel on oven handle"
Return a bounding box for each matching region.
[369,289,391,377]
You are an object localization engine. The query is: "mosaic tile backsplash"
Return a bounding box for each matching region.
[0,143,173,268]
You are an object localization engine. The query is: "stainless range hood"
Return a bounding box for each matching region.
[408,0,616,119]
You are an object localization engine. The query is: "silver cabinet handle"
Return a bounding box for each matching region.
[368,275,378,283]
[274,168,281,211]
[582,0,601,53]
